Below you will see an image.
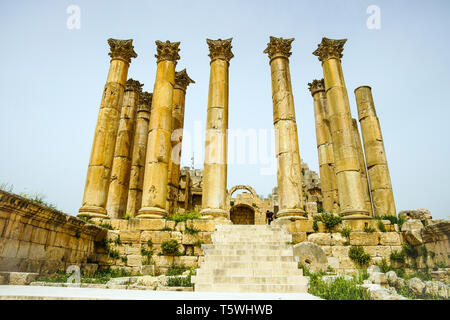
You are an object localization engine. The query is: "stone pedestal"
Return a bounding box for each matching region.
[166,69,194,214]
[313,38,369,220]
[354,86,396,217]
[126,92,152,217]
[264,36,305,220]
[201,38,234,220]
[78,39,137,218]
[308,79,339,213]
[351,118,373,216]
[106,79,143,218]
[137,40,180,219]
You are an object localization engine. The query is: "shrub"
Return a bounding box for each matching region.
[435,261,447,269]
[166,211,201,223]
[418,245,428,263]
[114,236,122,245]
[141,248,153,265]
[340,227,352,238]
[314,213,342,230]
[308,273,369,300]
[166,264,188,276]
[161,239,180,256]
[185,226,200,235]
[363,225,375,233]
[147,239,153,247]
[124,213,131,220]
[193,240,204,247]
[376,258,392,273]
[108,249,120,259]
[390,250,406,263]
[99,223,113,230]
[313,220,319,232]
[348,246,371,267]
[167,276,193,287]
[230,201,234,206]
[377,220,386,232]
[402,244,418,259]
[121,256,127,263]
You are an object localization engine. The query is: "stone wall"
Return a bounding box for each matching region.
[0,191,106,275]
[421,222,449,268]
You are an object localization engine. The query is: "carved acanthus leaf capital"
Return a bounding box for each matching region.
[107,38,137,64]
[155,40,180,64]
[308,79,325,96]
[206,38,234,63]
[263,36,294,61]
[126,78,144,92]
[138,91,153,112]
[313,37,347,62]
[174,69,195,91]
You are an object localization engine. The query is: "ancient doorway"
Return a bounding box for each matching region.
[230,204,255,225]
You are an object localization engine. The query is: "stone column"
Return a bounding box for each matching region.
[308,79,339,213]
[201,38,234,220]
[313,38,369,219]
[166,69,195,214]
[126,92,152,217]
[264,36,305,220]
[78,39,137,218]
[137,41,180,219]
[354,86,396,217]
[351,118,373,216]
[106,79,143,218]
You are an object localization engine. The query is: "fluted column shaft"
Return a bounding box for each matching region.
[78,39,137,218]
[201,38,233,220]
[309,79,339,213]
[313,38,369,219]
[138,40,180,219]
[351,118,373,216]
[264,37,305,220]
[126,92,152,217]
[166,70,194,214]
[106,79,142,218]
[355,86,396,217]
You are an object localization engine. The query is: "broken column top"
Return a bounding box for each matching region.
[308,79,325,96]
[125,78,144,92]
[174,69,195,91]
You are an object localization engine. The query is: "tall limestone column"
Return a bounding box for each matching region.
[264,36,305,220]
[137,40,180,219]
[354,86,396,217]
[78,39,137,218]
[126,92,152,217]
[201,38,234,220]
[313,38,369,219]
[105,79,143,218]
[167,69,195,214]
[351,118,373,216]
[308,79,339,213]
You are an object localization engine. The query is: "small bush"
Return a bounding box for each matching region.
[390,250,406,263]
[166,211,201,223]
[166,276,193,287]
[185,226,200,235]
[193,240,204,247]
[376,258,392,273]
[313,220,319,232]
[308,273,369,300]
[161,239,180,256]
[124,213,131,220]
[108,249,120,259]
[348,246,371,267]
[166,264,188,276]
[99,223,114,230]
[114,236,122,245]
[340,226,352,238]
[402,244,418,259]
[435,261,447,269]
[147,239,153,247]
[377,220,386,232]
[363,225,375,233]
[314,213,342,230]
[121,256,127,263]
[141,248,153,265]
[418,245,428,263]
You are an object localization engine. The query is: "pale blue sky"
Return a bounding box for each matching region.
[0,0,449,219]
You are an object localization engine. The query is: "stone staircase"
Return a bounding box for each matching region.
[192,224,309,293]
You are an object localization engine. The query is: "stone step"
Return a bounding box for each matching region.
[203,255,295,263]
[194,283,308,293]
[213,229,289,234]
[212,234,291,239]
[196,267,303,277]
[202,244,292,250]
[192,275,306,285]
[215,225,284,230]
[199,261,299,269]
[202,248,293,256]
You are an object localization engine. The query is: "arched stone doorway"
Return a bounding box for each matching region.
[230,204,255,225]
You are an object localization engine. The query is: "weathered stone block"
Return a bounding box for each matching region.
[191,220,216,232]
[292,232,307,243]
[28,243,46,260]
[170,231,182,243]
[330,233,347,246]
[379,232,402,245]
[126,255,142,267]
[137,219,166,231]
[307,233,332,246]
[349,232,379,246]
[174,256,198,268]
[165,220,176,230]
[293,242,328,272]
[294,220,314,233]
[2,239,19,258]
[120,230,140,242]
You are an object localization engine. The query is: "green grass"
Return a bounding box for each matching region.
[166,275,193,287]
[193,240,204,247]
[340,226,352,238]
[348,246,371,267]
[166,264,189,276]
[363,225,376,233]
[37,268,132,284]
[308,272,369,300]
[166,211,202,223]
[377,220,386,232]
[390,250,406,263]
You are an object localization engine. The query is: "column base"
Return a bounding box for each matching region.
[200,208,229,220]
[341,209,371,220]
[276,209,307,221]
[136,206,168,219]
[78,206,107,218]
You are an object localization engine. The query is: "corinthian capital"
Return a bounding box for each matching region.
[308,79,325,96]
[107,38,138,64]
[126,78,144,92]
[138,91,153,112]
[313,37,347,62]
[263,36,294,61]
[155,40,180,64]
[174,69,195,92]
[206,38,234,63]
